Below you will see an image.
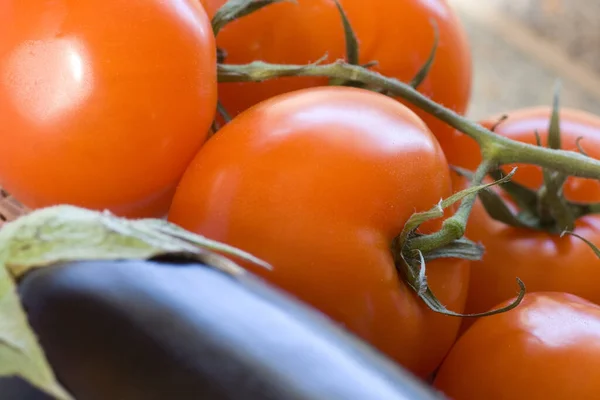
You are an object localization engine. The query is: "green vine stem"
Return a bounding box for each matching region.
[406,160,497,253]
[217,60,600,179]
[391,163,525,316]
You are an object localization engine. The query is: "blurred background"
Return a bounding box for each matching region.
[448,0,600,119]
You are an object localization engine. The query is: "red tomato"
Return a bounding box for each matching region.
[435,292,600,400]
[201,0,472,155]
[0,0,216,218]
[168,86,470,377]
[449,107,600,329]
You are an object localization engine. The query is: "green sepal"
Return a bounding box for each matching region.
[409,20,439,90]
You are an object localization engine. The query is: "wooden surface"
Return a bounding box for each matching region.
[493,0,600,75]
[0,189,27,227]
[449,0,600,119]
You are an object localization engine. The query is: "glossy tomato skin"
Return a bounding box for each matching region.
[449,107,600,325]
[0,0,216,218]
[435,292,600,400]
[168,86,470,377]
[200,0,472,155]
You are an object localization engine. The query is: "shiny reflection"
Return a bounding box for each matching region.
[267,100,436,155]
[522,297,600,348]
[2,38,94,126]
[68,47,84,83]
[163,0,210,37]
[421,0,448,18]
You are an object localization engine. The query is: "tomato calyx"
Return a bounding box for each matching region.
[391,165,526,317]
[532,86,576,232]
[457,89,600,236]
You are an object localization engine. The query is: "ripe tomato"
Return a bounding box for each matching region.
[0,0,216,218]
[167,86,470,377]
[449,107,600,327]
[200,0,472,155]
[434,292,600,400]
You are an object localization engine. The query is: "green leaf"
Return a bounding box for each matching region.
[409,20,439,90]
[0,266,73,399]
[0,205,271,399]
[0,205,270,280]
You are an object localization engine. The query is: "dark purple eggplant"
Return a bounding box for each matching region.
[0,377,53,400]
[15,259,446,400]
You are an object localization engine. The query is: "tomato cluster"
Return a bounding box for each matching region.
[0,0,217,217]
[2,0,600,399]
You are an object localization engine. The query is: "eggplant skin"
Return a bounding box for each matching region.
[14,259,445,400]
[0,377,53,400]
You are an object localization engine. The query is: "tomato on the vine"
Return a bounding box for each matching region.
[449,107,600,325]
[0,0,217,218]
[201,0,472,154]
[167,86,470,377]
[435,292,600,400]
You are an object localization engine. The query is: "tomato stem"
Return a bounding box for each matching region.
[407,160,495,253]
[217,60,600,180]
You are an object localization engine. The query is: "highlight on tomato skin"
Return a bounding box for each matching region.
[167,85,470,378]
[0,0,217,218]
[201,0,473,156]
[434,292,600,400]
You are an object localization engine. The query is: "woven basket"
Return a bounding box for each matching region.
[0,189,28,227]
